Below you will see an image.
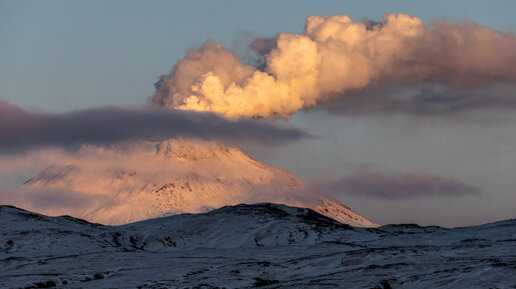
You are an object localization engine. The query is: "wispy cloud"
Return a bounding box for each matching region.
[0,181,107,217]
[309,170,482,199]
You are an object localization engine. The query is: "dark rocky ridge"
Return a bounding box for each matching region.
[1,204,515,288]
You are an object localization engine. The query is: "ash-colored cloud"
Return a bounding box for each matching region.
[309,170,482,199]
[0,100,307,153]
[151,14,516,119]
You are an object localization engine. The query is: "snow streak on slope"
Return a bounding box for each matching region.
[1,204,515,288]
[18,138,378,227]
[312,199,378,228]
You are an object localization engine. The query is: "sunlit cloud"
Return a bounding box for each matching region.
[151,14,516,119]
[0,139,318,224]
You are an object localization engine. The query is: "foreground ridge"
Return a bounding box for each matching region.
[1,204,515,288]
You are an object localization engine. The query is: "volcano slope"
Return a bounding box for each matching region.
[16,138,378,228]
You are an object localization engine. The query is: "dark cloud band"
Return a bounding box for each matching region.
[0,100,308,153]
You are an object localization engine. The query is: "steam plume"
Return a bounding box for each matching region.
[151,14,516,119]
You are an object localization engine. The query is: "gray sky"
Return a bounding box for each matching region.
[1,0,516,226]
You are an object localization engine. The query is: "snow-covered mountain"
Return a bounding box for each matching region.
[20,138,378,227]
[1,204,515,288]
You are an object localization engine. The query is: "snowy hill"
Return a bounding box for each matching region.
[19,138,378,227]
[1,204,515,288]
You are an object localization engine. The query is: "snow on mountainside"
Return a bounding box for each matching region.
[313,199,378,228]
[1,204,515,288]
[19,138,378,227]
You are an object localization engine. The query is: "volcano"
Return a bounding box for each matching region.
[21,138,378,227]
